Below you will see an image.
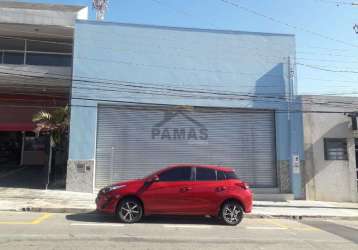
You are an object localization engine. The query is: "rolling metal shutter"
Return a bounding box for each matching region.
[95,105,277,188]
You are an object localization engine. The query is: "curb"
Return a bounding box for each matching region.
[247,214,358,221]
[0,207,95,214]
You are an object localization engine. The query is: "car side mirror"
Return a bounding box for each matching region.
[152,175,159,182]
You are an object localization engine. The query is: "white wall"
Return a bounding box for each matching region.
[0,3,88,27]
[303,95,358,202]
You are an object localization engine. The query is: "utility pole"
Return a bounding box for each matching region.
[93,0,109,21]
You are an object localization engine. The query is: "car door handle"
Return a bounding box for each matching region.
[180,187,192,192]
[216,186,227,192]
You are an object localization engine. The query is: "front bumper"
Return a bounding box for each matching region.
[96,192,118,214]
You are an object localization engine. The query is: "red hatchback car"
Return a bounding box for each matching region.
[96,164,253,225]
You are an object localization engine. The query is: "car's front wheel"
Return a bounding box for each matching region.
[117,198,143,223]
[220,201,244,226]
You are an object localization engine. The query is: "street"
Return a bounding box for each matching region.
[0,212,357,249]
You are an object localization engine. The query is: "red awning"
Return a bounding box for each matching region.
[0,122,35,132]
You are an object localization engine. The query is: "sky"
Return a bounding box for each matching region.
[22,0,358,96]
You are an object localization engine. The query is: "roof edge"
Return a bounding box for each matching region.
[0,1,87,12]
[76,20,295,37]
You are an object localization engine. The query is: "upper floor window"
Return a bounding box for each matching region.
[324,138,348,161]
[0,37,72,67]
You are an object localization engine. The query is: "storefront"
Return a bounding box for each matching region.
[67,21,304,198]
[0,95,65,189]
[95,105,276,189]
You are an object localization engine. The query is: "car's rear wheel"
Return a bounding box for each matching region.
[117,198,143,223]
[220,201,244,226]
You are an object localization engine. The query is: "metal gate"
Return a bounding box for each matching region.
[95,105,277,188]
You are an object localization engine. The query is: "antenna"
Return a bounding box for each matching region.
[92,0,109,21]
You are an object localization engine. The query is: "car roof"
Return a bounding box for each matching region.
[166,164,235,172]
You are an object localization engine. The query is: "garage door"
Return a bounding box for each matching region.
[95,105,276,188]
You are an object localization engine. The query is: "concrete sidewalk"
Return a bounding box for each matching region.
[0,188,358,219]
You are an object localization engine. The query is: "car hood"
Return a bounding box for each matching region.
[111,179,144,187]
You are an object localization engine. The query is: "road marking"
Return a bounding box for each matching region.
[31,213,53,225]
[246,226,287,230]
[266,219,289,229]
[70,223,125,227]
[163,225,213,229]
[0,213,52,225]
[266,219,318,231]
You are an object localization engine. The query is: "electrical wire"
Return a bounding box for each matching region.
[313,0,358,6]
[1,68,358,111]
[218,0,358,48]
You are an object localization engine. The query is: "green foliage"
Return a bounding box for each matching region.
[32,106,69,146]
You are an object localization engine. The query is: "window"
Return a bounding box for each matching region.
[324,138,348,160]
[26,53,72,67]
[225,171,239,180]
[159,167,192,182]
[196,168,216,181]
[216,170,239,180]
[217,171,226,180]
[3,52,24,64]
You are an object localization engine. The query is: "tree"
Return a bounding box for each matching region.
[32,106,69,145]
[32,106,69,189]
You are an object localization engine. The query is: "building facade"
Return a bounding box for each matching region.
[67,21,304,199]
[302,95,358,202]
[0,1,87,187]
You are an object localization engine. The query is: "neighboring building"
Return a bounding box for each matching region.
[67,20,304,199]
[0,1,87,186]
[302,95,358,202]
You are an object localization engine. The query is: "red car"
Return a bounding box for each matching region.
[96,164,253,225]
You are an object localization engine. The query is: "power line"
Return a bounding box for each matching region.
[0,35,72,46]
[2,102,357,114]
[2,68,358,110]
[298,62,358,73]
[313,0,358,6]
[218,0,358,48]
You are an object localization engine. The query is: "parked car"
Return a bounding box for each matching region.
[96,164,253,225]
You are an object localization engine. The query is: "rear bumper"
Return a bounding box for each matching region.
[242,189,253,213]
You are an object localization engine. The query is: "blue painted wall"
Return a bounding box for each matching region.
[69,20,303,197]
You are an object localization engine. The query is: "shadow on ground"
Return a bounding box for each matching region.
[0,165,65,190]
[0,165,45,189]
[66,212,221,225]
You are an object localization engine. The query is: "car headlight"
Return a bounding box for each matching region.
[102,184,126,194]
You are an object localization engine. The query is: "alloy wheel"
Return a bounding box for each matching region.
[118,199,143,223]
[221,202,243,225]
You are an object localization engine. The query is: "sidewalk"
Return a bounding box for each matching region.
[1,187,358,219]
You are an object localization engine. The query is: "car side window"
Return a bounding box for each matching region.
[226,171,239,180]
[196,167,217,181]
[217,171,226,180]
[159,167,192,182]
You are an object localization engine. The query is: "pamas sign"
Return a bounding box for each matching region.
[152,110,208,141]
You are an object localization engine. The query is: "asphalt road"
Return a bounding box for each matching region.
[0,211,357,250]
